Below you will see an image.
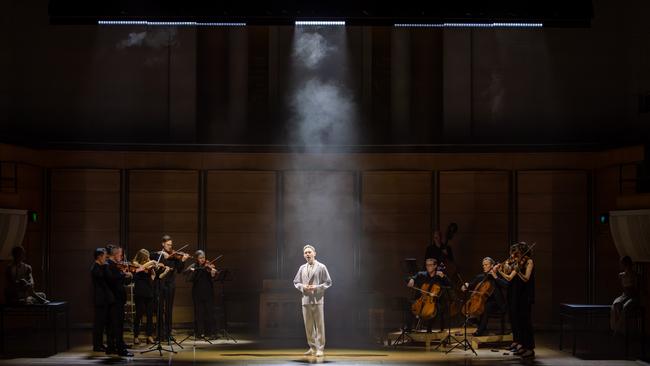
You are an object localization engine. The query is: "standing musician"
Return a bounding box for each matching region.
[91,247,114,353]
[186,250,219,337]
[497,242,535,359]
[132,249,160,345]
[105,245,134,357]
[407,258,450,332]
[424,230,454,268]
[155,235,190,340]
[461,257,508,336]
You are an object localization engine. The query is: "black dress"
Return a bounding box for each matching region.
[133,270,154,338]
[105,259,131,350]
[508,263,535,349]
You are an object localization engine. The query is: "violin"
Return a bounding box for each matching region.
[116,261,140,273]
[162,244,193,260]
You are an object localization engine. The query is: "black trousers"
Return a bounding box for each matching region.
[93,305,110,348]
[134,296,154,338]
[160,285,176,338]
[104,303,119,350]
[193,296,215,336]
[114,301,127,348]
[476,300,502,334]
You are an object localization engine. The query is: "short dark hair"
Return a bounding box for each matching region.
[94,247,107,259]
[105,244,121,255]
[621,256,633,267]
[161,235,172,243]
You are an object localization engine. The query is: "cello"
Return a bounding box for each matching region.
[461,274,495,318]
[410,282,442,320]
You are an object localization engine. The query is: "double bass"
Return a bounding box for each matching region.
[410,282,442,320]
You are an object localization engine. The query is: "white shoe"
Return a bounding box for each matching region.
[315,350,324,357]
[304,349,315,355]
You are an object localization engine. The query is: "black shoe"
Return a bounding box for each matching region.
[472,331,484,337]
[105,348,118,355]
[118,349,134,357]
[521,349,535,358]
[92,345,106,352]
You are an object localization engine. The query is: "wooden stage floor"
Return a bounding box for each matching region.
[0,331,645,365]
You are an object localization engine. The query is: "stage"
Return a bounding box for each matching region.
[0,331,644,365]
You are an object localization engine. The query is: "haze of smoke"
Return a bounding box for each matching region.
[116,29,178,50]
[293,31,337,70]
[290,78,355,147]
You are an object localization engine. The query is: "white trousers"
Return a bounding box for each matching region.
[302,304,325,351]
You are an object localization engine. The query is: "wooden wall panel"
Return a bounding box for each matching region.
[518,171,588,325]
[283,171,357,334]
[439,171,510,280]
[51,169,120,325]
[206,171,277,326]
[128,170,198,324]
[361,171,431,328]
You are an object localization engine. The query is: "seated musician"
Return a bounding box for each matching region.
[610,255,639,334]
[407,258,450,332]
[461,257,508,336]
[5,245,49,305]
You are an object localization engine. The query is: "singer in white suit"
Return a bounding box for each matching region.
[293,244,332,357]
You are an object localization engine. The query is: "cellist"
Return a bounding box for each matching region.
[407,258,450,332]
[460,257,508,336]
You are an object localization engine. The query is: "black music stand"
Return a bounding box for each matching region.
[213,269,237,343]
[392,258,418,348]
[444,290,477,356]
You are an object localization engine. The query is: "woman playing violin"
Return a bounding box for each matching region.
[131,249,164,345]
[186,250,218,337]
[497,242,535,359]
[461,257,508,336]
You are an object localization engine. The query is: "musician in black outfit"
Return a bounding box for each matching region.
[497,242,535,359]
[132,249,158,345]
[91,247,114,352]
[185,250,218,337]
[155,235,189,340]
[461,257,508,336]
[407,258,451,332]
[424,231,454,267]
[105,245,133,357]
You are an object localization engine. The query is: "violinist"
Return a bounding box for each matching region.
[91,247,113,353]
[497,242,535,359]
[132,249,160,345]
[460,257,508,336]
[186,250,219,337]
[407,258,450,332]
[105,244,133,357]
[155,235,190,340]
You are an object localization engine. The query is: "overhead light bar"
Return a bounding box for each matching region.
[394,22,543,28]
[294,20,346,26]
[97,20,246,26]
